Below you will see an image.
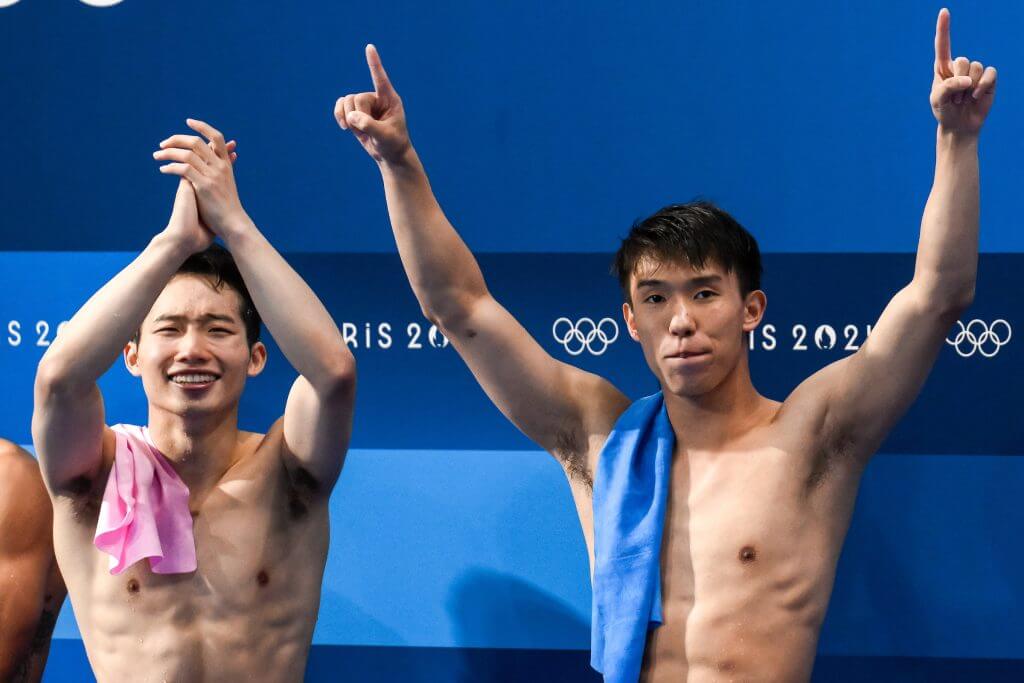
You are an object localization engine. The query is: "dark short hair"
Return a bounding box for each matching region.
[133,244,262,346]
[612,201,762,302]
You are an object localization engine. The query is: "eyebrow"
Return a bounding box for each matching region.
[150,313,238,325]
[635,274,723,290]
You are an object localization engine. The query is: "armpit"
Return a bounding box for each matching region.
[553,428,593,491]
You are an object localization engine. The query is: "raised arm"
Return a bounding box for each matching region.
[32,179,218,492]
[154,122,355,492]
[335,46,629,482]
[803,9,996,459]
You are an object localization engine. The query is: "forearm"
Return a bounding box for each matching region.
[913,127,980,309]
[378,147,489,324]
[221,218,353,391]
[37,231,190,390]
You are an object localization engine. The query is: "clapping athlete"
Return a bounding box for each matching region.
[33,124,355,682]
[336,8,994,682]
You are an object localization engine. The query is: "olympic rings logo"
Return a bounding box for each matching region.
[945,319,1012,358]
[552,317,619,356]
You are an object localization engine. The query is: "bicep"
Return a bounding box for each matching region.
[281,374,355,493]
[31,368,109,491]
[824,283,953,455]
[439,294,628,455]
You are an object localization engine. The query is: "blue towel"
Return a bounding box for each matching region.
[591,392,673,682]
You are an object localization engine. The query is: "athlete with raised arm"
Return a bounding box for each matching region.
[32,124,355,682]
[336,9,995,682]
[0,439,66,683]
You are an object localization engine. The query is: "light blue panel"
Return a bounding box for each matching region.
[37,449,1024,657]
[315,448,592,649]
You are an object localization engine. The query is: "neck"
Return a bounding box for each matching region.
[146,404,241,496]
[662,353,771,451]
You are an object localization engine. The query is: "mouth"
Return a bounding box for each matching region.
[668,350,710,359]
[665,350,711,366]
[167,372,221,389]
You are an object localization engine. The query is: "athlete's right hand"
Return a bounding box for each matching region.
[162,178,213,255]
[158,139,238,255]
[335,44,411,165]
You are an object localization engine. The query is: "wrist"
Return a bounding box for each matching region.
[937,125,980,150]
[217,211,256,244]
[152,228,198,263]
[378,144,420,176]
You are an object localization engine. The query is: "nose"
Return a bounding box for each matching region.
[174,329,212,362]
[668,303,696,337]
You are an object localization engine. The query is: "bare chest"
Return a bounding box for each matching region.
[57,458,328,634]
[641,446,851,681]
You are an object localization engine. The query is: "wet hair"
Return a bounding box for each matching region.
[132,244,262,346]
[612,201,762,303]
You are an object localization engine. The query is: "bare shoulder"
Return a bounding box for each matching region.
[771,360,863,484]
[0,440,45,503]
[248,420,324,499]
[0,439,52,554]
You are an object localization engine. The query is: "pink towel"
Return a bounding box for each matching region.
[93,424,196,574]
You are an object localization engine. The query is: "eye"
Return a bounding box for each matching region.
[643,294,665,304]
[210,327,233,335]
[155,327,177,334]
[694,290,717,300]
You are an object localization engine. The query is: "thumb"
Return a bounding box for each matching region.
[346,111,387,138]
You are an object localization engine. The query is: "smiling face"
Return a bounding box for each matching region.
[124,274,266,420]
[623,257,766,398]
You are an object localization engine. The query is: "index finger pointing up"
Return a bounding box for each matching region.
[934,8,952,75]
[366,44,395,97]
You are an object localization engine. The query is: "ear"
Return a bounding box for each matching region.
[247,342,268,377]
[742,290,767,333]
[123,341,142,377]
[622,302,640,342]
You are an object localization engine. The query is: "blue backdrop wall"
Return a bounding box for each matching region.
[1,1,1021,681]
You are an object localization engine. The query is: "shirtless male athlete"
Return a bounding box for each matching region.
[32,121,355,682]
[336,9,995,682]
[0,439,66,683]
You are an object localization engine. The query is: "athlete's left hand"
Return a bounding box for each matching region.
[154,119,250,236]
[930,8,997,137]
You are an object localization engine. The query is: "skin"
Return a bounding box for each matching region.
[336,9,993,681]
[0,440,66,683]
[32,127,355,682]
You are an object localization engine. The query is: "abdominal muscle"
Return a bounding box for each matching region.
[579,442,860,683]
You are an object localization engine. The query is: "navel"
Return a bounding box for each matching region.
[257,570,270,587]
[738,545,757,563]
[126,578,141,595]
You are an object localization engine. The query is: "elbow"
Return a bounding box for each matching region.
[318,351,357,396]
[420,288,485,333]
[34,354,77,399]
[936,285,975,320]
[912,277,975,320]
